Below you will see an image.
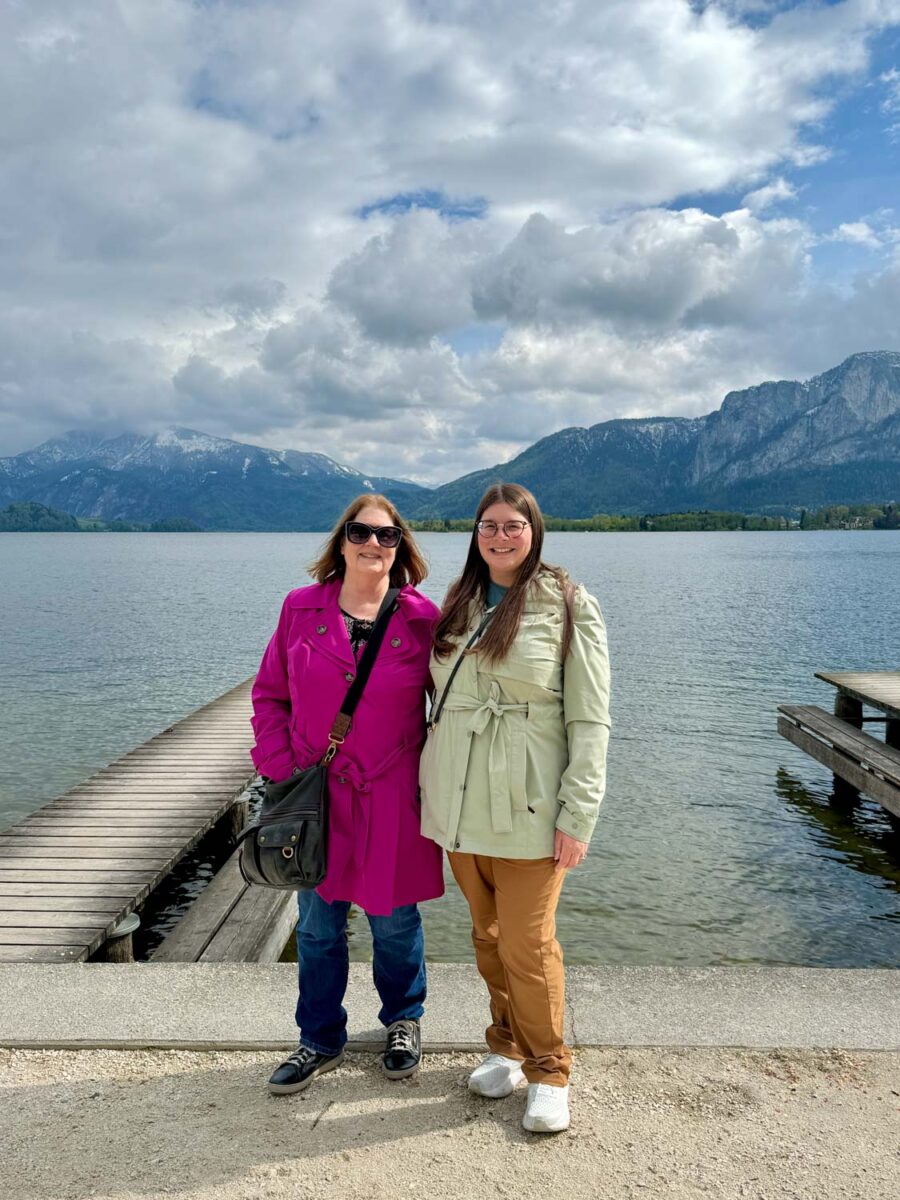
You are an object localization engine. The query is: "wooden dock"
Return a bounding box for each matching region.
[0,679,258,963]
[778,670,900,822]
[151,847,297,963]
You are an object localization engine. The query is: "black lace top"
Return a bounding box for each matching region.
[341,608,375,658]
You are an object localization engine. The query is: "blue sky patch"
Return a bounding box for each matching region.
[357,189,488,221]
[668,23,900,257]
[443,323,507,358]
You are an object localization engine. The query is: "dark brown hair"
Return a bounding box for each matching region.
[433,482,574,663]
[309,493,427,588]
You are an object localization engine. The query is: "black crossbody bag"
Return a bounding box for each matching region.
[238,588,400,890]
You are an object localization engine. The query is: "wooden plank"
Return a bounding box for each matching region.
[0,834,190,848]
[138,730,252,738]
[201,885,297,963]
[0,944,87,962]
[779,706,900,784]
[146,731,253,738]
[815,671,900,720]
[49,800,231,810]
[0,846,173,861]
[0,896,125,913]
[16,819,209,833]
[26,819,222,835]
[152,852,247,962]
[0,863,161,877]
[0,882,138,898]
[100,754,251,766]
[63,783,245,793]
[778,716,900,819]
[111,759,251,768]
[58,784,240,797]
[0,911,122,929]
[0,928,95,945]
[96,754,250,765]
[52,795,237,805]
[90,772,248,782]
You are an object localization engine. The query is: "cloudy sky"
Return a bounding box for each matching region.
[2,0,900,482]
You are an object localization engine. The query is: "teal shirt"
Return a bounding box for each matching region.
[487,581,508,608]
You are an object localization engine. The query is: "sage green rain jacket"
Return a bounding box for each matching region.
[419,571,611,858]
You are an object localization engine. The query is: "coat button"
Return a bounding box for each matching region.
[337,776,346,784]
[391,637,401,647]
[345,672,354,682]
[455,841,460,849]
[316,624,327,634]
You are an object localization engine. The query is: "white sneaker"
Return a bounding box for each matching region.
[522,1082,570,1133]
[467,1053,525,1098]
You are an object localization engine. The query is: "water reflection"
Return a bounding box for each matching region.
[774,766,900,889]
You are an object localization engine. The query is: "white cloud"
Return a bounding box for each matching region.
[880,65,900,135]
[1,0,900,480]
[830,221,882,247]
[327,210,486,346]
[472,208,810,330]
[742,177,798,212]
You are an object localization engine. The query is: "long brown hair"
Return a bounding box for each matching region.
[309,493,427,588]
[433,483,574,663]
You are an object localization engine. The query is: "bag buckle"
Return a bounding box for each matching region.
[281,846,295,859]
[321,736,343,765]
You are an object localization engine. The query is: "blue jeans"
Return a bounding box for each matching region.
[295,890,427,1056]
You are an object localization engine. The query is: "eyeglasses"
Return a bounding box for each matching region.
[476,520,530,539]
[345,521,403,548]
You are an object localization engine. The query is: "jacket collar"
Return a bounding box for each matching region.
[288,579,423,672]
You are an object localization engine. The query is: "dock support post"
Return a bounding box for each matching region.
[95,913,141,963]
[226,798,250,843]
[833,694,863,801]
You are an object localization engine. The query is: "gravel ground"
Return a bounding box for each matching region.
[1,1046,898,1200]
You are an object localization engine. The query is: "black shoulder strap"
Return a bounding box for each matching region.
[427,607,495,732]
[323,587,400,760]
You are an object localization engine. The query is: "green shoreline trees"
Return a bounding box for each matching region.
[2,500,897,533]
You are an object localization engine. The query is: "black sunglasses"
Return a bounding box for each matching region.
[345,521,403,548]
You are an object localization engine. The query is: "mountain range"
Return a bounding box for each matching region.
[0,428,424,531]
[1,351,898,528]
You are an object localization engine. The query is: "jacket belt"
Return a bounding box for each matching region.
[443,682,528,834]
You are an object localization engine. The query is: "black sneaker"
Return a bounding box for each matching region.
[382,1018,421,1079]
[268,1045,344,1095]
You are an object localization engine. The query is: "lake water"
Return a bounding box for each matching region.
[1,531,898,967]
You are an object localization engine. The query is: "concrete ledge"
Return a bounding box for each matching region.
[0,963,897,1052]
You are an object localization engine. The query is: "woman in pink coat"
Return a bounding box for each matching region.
[250,494,443,1095]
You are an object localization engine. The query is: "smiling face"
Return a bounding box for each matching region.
[476,501,534,586]
[340,502,399,584]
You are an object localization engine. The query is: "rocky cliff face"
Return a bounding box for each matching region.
[690,352,900,487]
[413,351,900,517]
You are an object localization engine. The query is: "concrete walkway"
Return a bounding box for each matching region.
[0,963,897,1051]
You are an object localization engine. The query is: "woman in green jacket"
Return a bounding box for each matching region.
[419,482,610,1134]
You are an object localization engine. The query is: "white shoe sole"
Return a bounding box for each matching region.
[468,1066,525,1099]
[522,1111,570,1133]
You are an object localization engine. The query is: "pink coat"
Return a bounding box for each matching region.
[250,579,444,915]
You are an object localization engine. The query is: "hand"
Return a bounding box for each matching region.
[554,828,588,872]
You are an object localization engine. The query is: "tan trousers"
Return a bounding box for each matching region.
[448,852,571,1087]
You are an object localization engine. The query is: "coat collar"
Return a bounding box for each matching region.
[287,580,432,672]
[287,578,437,622]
